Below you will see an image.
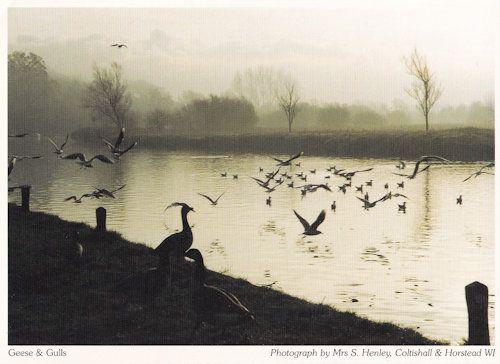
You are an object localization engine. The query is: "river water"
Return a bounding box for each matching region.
[8,138,495,344]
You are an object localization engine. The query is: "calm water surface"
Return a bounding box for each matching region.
[9,139,495,344]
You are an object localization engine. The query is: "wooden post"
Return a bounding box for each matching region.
[96,207,106,231]
[465,281,490,345]
[21,185,31,211]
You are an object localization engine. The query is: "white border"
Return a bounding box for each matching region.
[1,1,498,363]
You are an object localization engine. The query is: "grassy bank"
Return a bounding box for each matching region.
[9,204,444,345]
[75,127,494,161]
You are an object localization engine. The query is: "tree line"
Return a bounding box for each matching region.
[8,51,494,137]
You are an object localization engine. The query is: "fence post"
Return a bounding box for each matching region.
[465,281,490,345]
[21,185,31,211]
[96,207,106,231]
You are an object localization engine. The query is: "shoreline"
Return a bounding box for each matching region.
[8,204,444,345]
[73,127,494,162]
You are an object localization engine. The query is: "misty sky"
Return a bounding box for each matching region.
[8,2,495,106]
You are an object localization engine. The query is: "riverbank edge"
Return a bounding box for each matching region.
[8,204,445,345]
[73,127,494,162]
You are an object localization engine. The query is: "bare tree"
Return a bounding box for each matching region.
[276,82,299,133]
[84,62,131,128]
[404,48,442,133]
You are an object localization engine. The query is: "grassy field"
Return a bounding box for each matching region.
[8,204,445,345]
[76,127,494,161]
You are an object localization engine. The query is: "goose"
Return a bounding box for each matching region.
[295,172,304,177]
[287,182,294,188]
[233,174,238,179]
[331,201,336,212]
[382,192,409,200]
[338,185,347,194]
[297,183,332,193]
[393,156,449,179]
[397,181,405,189]
[185,249,254,339]
[293,210,326,235]
[272,152,303,167]
[355,185,363,193]
[259,167,264,172]
[221,172,227,177]
[398,202,407,213]
[48,134,69,155]
[62,153,114,168]
[324,175,331,179]
[365,180,373,187]
[456,195,463,205]
[102,128,137,159]
[463,163,495,182]
[309,169,316,174]
[299,175,307,181]
[111,43,128,48]
[384,183,389,189]
[266,196,271,206]
[356,194,388,210]
[198,191,226,206]
[155,203,195,269]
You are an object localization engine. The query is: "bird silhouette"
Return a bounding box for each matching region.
[155,203,195,269]
[102,128,137,159]
[91,184,126,199]
[398,202,407,213]
[293,210,326,235]
[331,201,336,212]
[111,43,128,48]
[356,194,388,210]
[456,195,463,205]
[64,193,95,204]
[397,181,405,189]
[462,163,495,182]
[185,249,254,341]
[8,133,30,138]
[272,152,303,166]
[63,153,114,168]
[393,156,449,179]
[48,134,69,155]
[198,191,226,206]
[266,196,271,206]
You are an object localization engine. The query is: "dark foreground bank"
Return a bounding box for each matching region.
[8,204,444,345]
[75,127,494,161]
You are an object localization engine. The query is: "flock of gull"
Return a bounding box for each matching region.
[7,128,496,330]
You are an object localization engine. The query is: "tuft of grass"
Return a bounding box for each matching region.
[9,204,446,345]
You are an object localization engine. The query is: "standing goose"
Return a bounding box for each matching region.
[48,134,69,155]
[155,203,195,269]
[293,210,326,235]
[185,249,255,340]
[62,153,114,168]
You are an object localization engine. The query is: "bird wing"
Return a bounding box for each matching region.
[102,138,114,150]
[111,44,118,47]
[251,177,266,186]
[293,210,311,230]
[284,152,303,164]
[198,193,215,204]
[115,128,125,149]
[310,210,326,230]
[47,137,59,149]
[64,196,77,201]
[265,168,281,184]
[60,134,69,149]
[271,157,285,164]
[374,194,390,204]
[111,184,126,193]
[394,193,409,199]
[90,155,115,164]
[353,167,373,174]
[214,191,226,203]
[119,141,137,154]
[63,153,86,161]
[416,164,430,175]
[356,196,369,204]
[392,172,409,177]
[462,173,476,182]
